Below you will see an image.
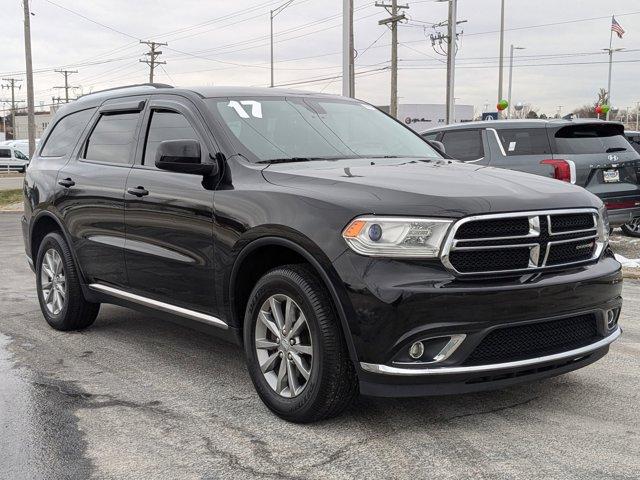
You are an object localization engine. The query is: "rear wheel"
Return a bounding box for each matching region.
[621,218,640,238]
[36,232,100,331]
[243,264,357,423]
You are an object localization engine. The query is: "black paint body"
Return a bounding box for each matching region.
[21,86,623,397]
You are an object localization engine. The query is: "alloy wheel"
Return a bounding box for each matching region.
[40,248,66,315]
[624,218,640,234]
[254,294,313,398]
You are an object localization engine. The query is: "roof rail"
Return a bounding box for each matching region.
[76,83,173,100]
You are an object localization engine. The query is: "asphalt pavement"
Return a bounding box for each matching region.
[0,211,638,479]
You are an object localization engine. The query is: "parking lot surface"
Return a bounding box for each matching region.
[0,211,638,479]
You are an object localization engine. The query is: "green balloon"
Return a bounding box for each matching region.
[497,99,509,111]
[601,104,610,114]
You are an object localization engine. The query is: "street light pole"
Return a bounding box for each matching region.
[507,45,525,119]
[270,0,295,88]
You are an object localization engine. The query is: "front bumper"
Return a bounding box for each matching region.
[332,250,623,397]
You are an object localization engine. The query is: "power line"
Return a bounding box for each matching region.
[42,0,140,40]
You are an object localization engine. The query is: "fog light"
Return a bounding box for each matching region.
[606,309,618,329]
[409,341,425,359]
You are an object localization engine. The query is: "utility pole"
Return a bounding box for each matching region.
[377,0,409,118]
[54,70,78,103]
[1,78,22,140]
[140,41,167,83]
[342,0,355,97]
[270,1,295,88]
[507,45,525,119]
[497,0,505,115]
[445,0,457,124]
[23,0,36,156]
[636,101,639,131]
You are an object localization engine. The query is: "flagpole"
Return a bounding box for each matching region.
[606,17,614,121]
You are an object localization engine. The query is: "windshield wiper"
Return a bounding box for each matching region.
[257,156,355,164]
[257,157,315,164]
[606,147,627,152]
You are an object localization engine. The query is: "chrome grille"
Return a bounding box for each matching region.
[441,209,603,275]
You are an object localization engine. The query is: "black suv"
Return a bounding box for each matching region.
[22,85,622,422]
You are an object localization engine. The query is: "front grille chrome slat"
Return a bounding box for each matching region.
[441,208,603,275]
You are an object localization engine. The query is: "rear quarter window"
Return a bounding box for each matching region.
[40,108,95,157]
[0,149,10,158]
[496,128,552,156]
[440,129,484,161]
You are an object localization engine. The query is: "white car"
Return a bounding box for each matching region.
[3,139,39,157]
[0,145,30,172]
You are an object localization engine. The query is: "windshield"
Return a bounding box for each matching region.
[208,96,440,162]
[553,124,632,155]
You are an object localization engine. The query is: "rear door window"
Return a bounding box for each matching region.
[0,148,10,158]
[40,109,94,157]
[496,128,552,156]
[553,124,632,154]
[83,112,141,165]
[440,129,483,161]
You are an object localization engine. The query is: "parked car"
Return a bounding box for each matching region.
[3,138,40,157]
[625,130,640,153]
[422,120,640,229]
[22,85,621,422]
[0,145,30,172]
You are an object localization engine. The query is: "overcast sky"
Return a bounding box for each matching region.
[1,0,639,116]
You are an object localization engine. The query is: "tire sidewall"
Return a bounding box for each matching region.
[244,270,326,418]
[36,233,70,328]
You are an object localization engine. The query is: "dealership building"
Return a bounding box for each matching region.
[377,103,475,131]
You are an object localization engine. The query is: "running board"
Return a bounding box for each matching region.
[89,283,228,330]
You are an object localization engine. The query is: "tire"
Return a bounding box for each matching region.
[243,264,357,423]
[621,218,640,238]
[35,232,100,331]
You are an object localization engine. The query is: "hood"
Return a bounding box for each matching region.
[262,158,602,218]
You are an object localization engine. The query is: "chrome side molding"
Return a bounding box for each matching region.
[89,283,228,330]
[361,327,621,376]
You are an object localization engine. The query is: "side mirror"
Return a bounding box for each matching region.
[155,139,216,175]
[427,140,446,155]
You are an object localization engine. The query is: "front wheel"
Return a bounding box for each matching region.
[243,265,357,423]
[621,218,640,238]
[36,232,100,331]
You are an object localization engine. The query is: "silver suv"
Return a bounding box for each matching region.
[423,119,640,229]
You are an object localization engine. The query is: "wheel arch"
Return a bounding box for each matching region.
[29,211,87,285]
[228,234,359,365]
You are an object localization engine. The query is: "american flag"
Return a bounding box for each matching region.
[611,16,625,39]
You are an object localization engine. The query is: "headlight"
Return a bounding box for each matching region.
[599,204,610,244]
[342,216,453,257]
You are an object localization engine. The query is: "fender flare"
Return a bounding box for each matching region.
[229,235,359,365]
[29,210,88,285]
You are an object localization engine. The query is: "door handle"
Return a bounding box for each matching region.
[58,178,75,188]
[127,186,149,197]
